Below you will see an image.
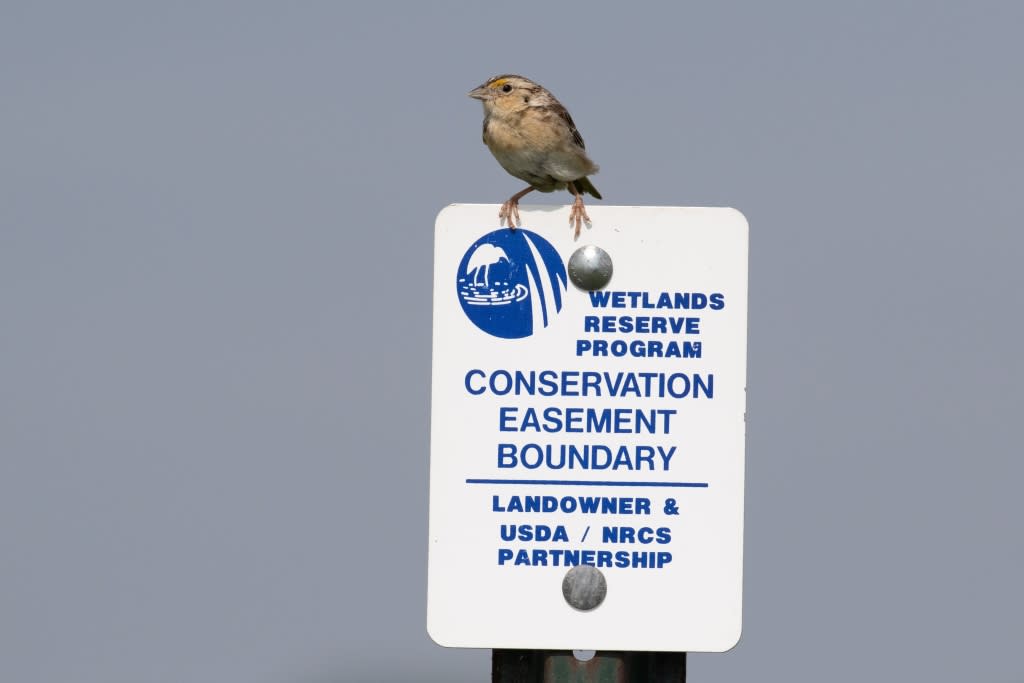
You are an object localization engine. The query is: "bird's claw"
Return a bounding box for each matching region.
[499,200,521,230]
[569,196,592,239]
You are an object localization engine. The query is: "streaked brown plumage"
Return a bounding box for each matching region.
[468,74,601,238]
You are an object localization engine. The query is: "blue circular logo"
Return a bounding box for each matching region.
[456,229,567,339]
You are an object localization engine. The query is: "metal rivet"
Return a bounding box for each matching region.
[562,565,607,611]
[567,245,613,291]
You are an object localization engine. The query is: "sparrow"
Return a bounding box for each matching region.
[468,74,601,238]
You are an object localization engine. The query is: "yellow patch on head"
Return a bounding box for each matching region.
[489,78,508,90]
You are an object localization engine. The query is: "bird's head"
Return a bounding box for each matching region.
[468,75,550,116]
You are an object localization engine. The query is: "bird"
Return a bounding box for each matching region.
[466,244,509,287]
[468,74,601,238]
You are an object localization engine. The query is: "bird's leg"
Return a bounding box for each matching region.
[499,186,534,229]
[567,181,592,239]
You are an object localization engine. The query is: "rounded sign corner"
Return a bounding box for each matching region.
[712,621,743,653]
[722,206,749,232]
[426,621,462,650]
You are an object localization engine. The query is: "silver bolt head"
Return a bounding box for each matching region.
[567,245,613,291]
[562,565,607,611]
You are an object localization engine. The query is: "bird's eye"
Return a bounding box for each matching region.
[501,83,512,93]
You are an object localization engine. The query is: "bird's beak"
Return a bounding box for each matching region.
[468,85,490,101]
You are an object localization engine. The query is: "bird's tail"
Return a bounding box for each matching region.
[574,176,602,200]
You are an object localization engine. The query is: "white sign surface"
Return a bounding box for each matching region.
[428,204,748,652]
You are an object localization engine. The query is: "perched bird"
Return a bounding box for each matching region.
[468,74,601,238]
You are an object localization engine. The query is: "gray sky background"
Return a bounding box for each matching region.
[2,2,1022,681]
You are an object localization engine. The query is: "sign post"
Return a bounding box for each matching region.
[428,204,749,667]
[492,649,687,682]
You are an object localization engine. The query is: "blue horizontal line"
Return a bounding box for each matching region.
[465,478,708,488]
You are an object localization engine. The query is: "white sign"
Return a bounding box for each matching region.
[428,204,748,652]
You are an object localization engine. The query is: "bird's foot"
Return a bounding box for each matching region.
[569,195,592,239]
[499,199,521,230]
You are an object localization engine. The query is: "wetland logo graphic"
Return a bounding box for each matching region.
[456,229,567,339]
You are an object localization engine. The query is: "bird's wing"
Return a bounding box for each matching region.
[555,104,586,150]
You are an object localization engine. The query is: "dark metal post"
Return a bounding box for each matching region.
[493,650,686,682]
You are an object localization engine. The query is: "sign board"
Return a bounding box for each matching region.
[428,204,748,652]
